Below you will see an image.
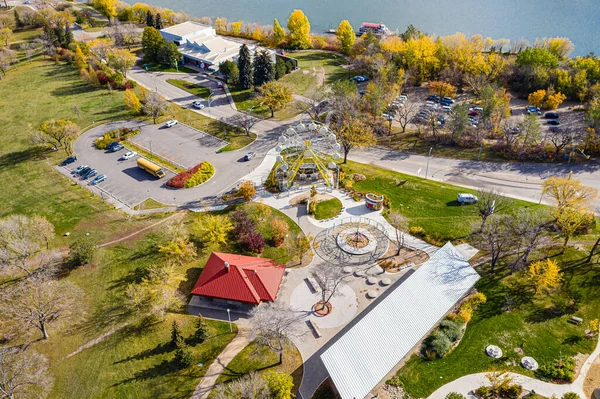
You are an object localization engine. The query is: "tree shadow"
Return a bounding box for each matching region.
[525,305,563,323]
[562,334,584,346]
[114,341,173,365]
[111,359,179,387]
[0,147,47,171]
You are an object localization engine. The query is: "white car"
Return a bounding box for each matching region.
[457,193,479,205]
[121,151,137,160]
[192,101,204,109]
[165,120,178,128]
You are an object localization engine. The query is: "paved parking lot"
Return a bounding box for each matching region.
[129,122,227,170]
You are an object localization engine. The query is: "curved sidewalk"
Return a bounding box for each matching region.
[429,335,600,399]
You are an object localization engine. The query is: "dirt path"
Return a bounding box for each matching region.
[98,212,181,248]
[190,325,250,399]
[63,321,131,360]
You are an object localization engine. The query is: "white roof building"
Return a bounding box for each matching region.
[320,242,480,399]
[160,21,274,68]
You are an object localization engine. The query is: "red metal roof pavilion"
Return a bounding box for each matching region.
[191,252,286,305]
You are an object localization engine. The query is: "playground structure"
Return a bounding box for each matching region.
[274,122,342,191]
[569,147,591,161]
[365,193,384,210]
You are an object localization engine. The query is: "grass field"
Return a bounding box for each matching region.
[167,79,212,99]
[313,197,343,220]
[394,246,600,397]
[342,161,542,244]
[160,104,255,152]
[133,198,168,210]
[228,86,302,120]
[142,63,198,74]
[279,51,349,97]
[210,340,303,397]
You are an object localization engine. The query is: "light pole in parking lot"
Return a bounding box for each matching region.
[149,140,153,155]
[425,147,433,179]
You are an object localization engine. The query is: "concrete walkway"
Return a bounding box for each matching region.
[429,335,600,399]
[191,325,250,399]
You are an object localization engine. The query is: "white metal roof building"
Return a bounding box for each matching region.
[320,242,480,399]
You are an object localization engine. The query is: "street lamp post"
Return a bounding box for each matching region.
[226,309,232,332]
[149,140,153,155]
[425,147,433,179]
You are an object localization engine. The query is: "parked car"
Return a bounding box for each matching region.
[527,106,542,115]
[547,120,561,126]
[106,141,120,151]
[91,174,106,185]
[165,120,178,128]
[120,151,137,160]
[73,165,88,174]
[468,110,479,117]
[457,193,478,205]
[471,106,484,112]
[77,166,91,176]
[398,95,408,101]
[544,112,559,119]
[383,113,393,120]
[244,152,255,161]
[60,156,77,166]
[442,105,451,112]
[192,101,204,109]
[360,76,370,82]
[217,82,224,89]
[82,169,97,180]
[110,144,125,152]
[427,94,441,103]
[442,97,455,104]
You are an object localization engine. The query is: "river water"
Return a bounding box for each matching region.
[129,0,600,56]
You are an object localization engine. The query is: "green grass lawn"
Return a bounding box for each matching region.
[161,104,255,152]
[142,63,198,74]
[11,27,43,42]
[0,58,139,236]
[278,51,349,97]
[133,198,168,210]
[313,197,342,220]
[342,161,542,244]
[210,340,303,397]
[227,86,301,120]
[167,79,212,99]
[394,246,600,397]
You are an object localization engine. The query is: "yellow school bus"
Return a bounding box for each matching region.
[137,158,166,178]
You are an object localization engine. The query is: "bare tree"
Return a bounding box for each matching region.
[473,214,515,273]
[297,91,329,121]
[475,188,508,231]
[545,127,583,156]
[226,113,259,136]
[0,49,17,78]
[510,208,551,271]
[394,98,419,133]
[588,237,600,263]
[143,92,168,124]
[464,73,490,96]
[0,215,55,277]
[311,262,349,310]
[108,24,140,50]
[388,211,408,255]
[212,372,270,399]
[30,120,80,155]
[1,275,84,340]
[249,302,303,364]
[0,347,53,399]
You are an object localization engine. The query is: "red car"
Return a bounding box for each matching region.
[217,82,224,89]
[468,109,479,117]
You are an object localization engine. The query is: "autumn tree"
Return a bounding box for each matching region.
[107,47,136,76]
[226,113,258,136]
[125,264,184,319]
[336,20,355,55]
[518,112,542,148]
[528,89,546,107]
[250,302,303,364]
[542,176,598,213]
[1,276,84,340]
[236,180,256,200]
[158,237,196,266]
[545,91,567,110]
[124,89,142,114]
[297,91,329,121]
[447,103,471,143]
[388,211,408,255]
[335,116,376,163]
[0,27,12,47]
[0,347,53,399]
[528,259,562,294]
[272,18,285,46]
[429,81,457,98]
[31,119,79,154]
[93,0,117,23]
[285,232,313,266]
[141,26,163,62]
[0,215,55,277]
[264,371,294,399]
[271,218,289,247]
[143,91,167,123]
[555,207,590,250]
[257,81,293,118]
[196,214,233,248]
[74,45,86,70]
[287,10,311,49]
[68,236,97,267]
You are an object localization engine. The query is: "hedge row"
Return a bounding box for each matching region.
[94,128,140,149]
[167,162,215,189]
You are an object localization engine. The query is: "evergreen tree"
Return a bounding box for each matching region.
[170,320,182,346]
[154,13,163,30]
[173,335,193,368]
[64,25,74,46]
[14,9,24,29]
[142,26,163,63]
[194,315,208,343]
[237,44,253,89]
[146,10,154,27]
[253,50,275,87]
[275,58,287,79]
[53,25,65,47]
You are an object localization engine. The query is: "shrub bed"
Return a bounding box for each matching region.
[166,162,214,188]
[94,128,140,149]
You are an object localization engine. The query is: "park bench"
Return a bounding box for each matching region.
[305,277,319,293]
[306,319,322,338]
[571,316,583,325]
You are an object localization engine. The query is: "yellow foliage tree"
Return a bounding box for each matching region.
[380,36,405,56]
[271,217,289,247]
[542,175,598,213]
[528,259,563,293]
[215,17,227,33]
[251,26,264,42]
[544,92,567,110]
[255,202,272,221]
[236,181,256,201]
[74,45,87,71]
[336,116,376,163]
[336,20,355,55]
[528,89,546,107]
[403,36,440,83]
[158,237,196,266]
[256,81,294,117]
[287,9,311,49]
[272,18,285,45]
[124,89,142,114]
[429,81,457,98]
[0,27,13,47]
[196,214,233,247]
[93,0,117,22]
[589,319,599,335]
[231,21,242,35]
[555,207,590,249]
